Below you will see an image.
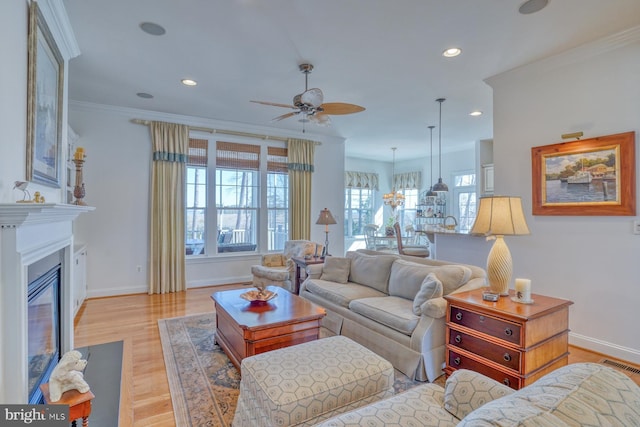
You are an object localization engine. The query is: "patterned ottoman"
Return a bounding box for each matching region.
[232,335,395,426]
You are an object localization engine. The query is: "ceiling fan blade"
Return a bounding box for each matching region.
[321,102,366,115]
[271,111,298,122]
[251,100,296,109]
[300,88,323,107]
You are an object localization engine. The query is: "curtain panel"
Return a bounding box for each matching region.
[287,138,316,240]
[345,171,379,190]
[393,171,422,190]
[149,121,189,294]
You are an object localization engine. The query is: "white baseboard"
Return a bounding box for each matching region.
[570,332,640,365]
[188,276,252,288]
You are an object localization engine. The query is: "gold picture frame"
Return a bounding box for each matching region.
[531,131,635,216]
[26,1,64,187]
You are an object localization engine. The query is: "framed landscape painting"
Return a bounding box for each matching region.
[26,1,64,187]
[531,131,635,216]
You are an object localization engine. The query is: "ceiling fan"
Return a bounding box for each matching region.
[251,63,365,127]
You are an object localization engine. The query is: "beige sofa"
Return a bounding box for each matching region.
[299,249,486,382]
[315,363,640,426]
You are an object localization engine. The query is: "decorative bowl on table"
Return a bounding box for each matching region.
[240,288,277,306]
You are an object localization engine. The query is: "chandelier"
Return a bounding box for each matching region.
[383,147,405,211]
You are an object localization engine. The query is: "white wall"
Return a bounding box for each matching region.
[69,102,345,296]
[486,27,640,363]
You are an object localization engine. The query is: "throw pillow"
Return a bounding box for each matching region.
[320,257,351,284]
[444,369,514,420]
[412,273,443,315]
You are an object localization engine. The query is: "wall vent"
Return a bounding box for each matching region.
[601,359,640,375]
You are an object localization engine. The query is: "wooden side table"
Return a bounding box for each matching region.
[290,256,325,294]
[40,383,95,426]
[444,288,573,389]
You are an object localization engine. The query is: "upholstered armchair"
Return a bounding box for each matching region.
[251,240,322,292]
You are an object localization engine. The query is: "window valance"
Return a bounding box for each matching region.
[393,171,421,190]
[345,171,379,190]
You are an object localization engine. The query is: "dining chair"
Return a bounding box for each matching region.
[394,222,430,258]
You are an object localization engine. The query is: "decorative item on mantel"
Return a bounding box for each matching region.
[72,147,87,206]
[13,181,32,203]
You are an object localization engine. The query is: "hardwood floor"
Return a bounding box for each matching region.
[73,285,640,426]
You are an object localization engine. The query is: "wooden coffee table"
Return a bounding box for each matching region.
[211,286,326,370]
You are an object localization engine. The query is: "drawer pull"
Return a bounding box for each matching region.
[504,328,513,336]
[455,312,462,321]
[503,378,510,387]
[454,357,461,366]
[454,335,462,344]
[503,353,512,362]
[479,315,485,322]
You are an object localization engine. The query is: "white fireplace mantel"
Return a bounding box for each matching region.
[0,203,94,403]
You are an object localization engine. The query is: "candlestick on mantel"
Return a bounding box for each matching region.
[72,150,87,206]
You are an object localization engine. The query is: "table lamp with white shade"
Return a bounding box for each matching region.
[470,196,530,296]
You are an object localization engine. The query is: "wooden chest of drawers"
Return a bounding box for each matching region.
[444,288,573,389]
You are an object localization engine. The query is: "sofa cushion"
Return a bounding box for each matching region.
[349,296,419,336]
[459,363,640,426]
[388,260,473,298]
[346,251,398,293]
[443,369,513,420]
[412,273,443,316]
[304,279,386,308]
[320,257,351,284]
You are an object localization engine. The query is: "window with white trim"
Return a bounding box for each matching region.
[452,171,477,232]
[185,137,288,256]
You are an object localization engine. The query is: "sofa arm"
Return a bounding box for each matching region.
[449,277,486,295]
[420,297,447,319]
[305,263,324,279]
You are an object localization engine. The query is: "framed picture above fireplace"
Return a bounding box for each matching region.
[26,1,64,188]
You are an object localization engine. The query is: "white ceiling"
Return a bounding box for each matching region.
[63,0,640,162]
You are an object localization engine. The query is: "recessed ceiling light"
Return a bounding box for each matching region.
[181,79,197,86]
[469,111,483,116]
[139,22,166,36]
[136,92,154,99]
[442,47,462,58]
[519,0,549,15]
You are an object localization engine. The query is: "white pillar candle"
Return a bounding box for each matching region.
[514,278,532,302]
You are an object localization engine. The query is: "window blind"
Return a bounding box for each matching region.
[216,141,260,170]
[187,138,208,166]
[267,146,288,173]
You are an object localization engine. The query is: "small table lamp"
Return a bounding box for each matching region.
[316,208,337,257]
[470,196,530,296]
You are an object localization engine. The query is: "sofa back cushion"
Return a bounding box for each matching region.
[346,251,398,293]
[388,259,473,299]
[458,363,640,426]
[320,257,351,284]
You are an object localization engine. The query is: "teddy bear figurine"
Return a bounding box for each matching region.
[48,350,91,402]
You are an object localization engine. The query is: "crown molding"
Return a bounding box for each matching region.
[68,101,346,145]
[486,25,640,87]
[35,0,80,60]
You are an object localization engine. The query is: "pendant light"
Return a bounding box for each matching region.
[426,125,436,197]
[432,98,449,192]
[383,147,405,212]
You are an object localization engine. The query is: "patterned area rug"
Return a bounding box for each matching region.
[158,312,436,427]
